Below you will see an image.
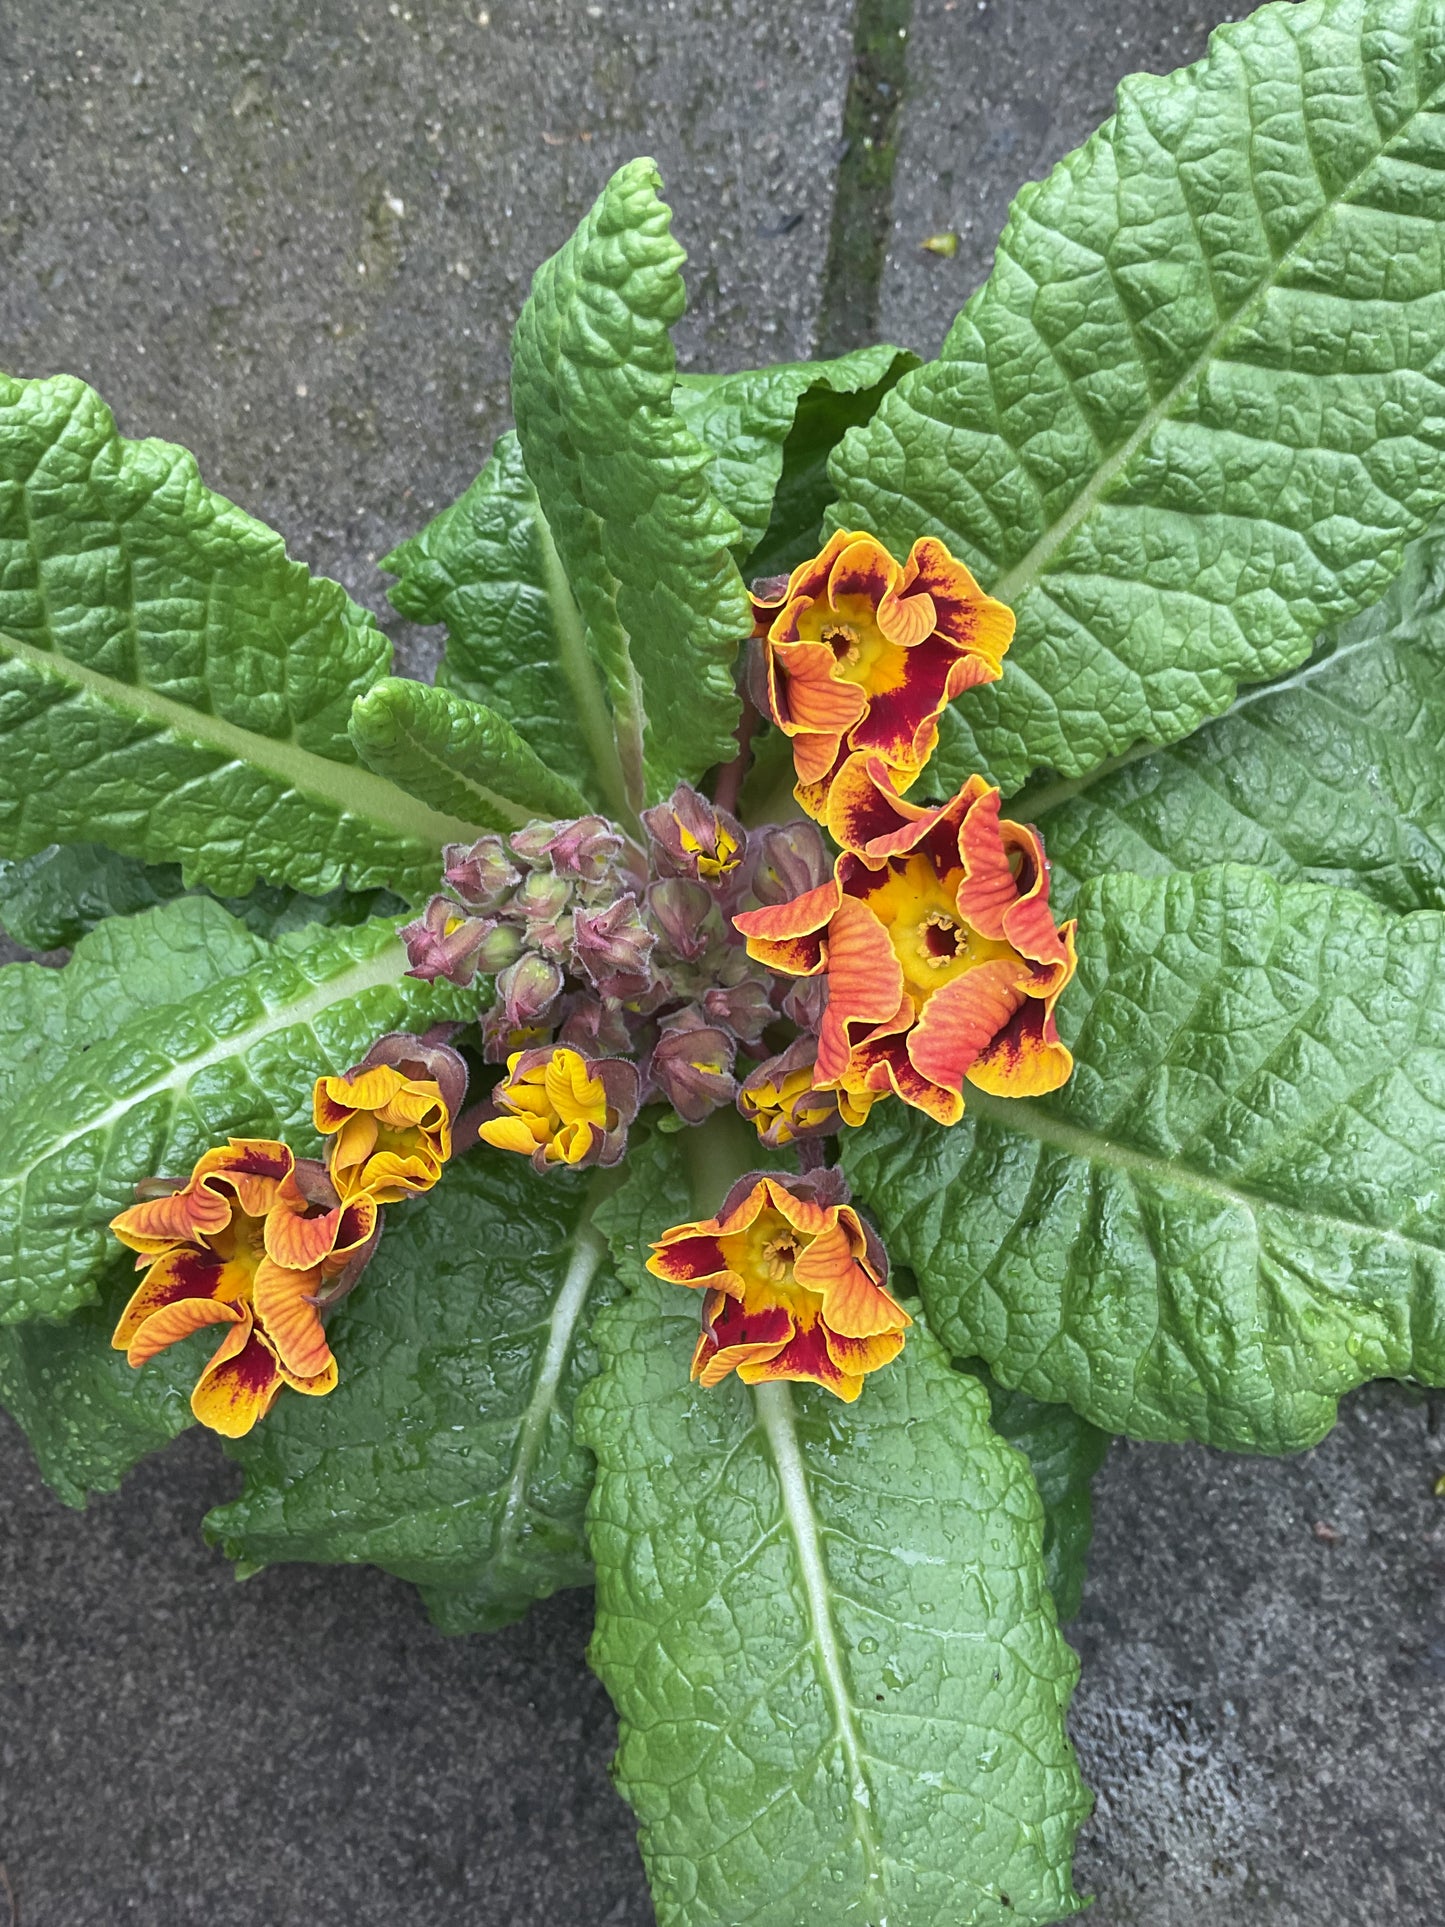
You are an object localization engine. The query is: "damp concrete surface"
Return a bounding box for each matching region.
[2,2,1443,1922]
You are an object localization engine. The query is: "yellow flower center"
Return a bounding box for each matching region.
[678,819,741,878]
[718,1207,821,1323]
[862,853,1017,1007]
[201,1205,265,1306]
[798,592,909,695]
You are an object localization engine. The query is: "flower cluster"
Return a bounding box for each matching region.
[109,1034,464,1436]
[403,787,828,1166]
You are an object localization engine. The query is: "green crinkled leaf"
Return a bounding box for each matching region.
[0,372,479,897]
[207,1157,624,1635]
[349,675,591,831]
[579,1268,1088,1927]
[964,1361,1109,1624]
[0,841,402,952]
[0,896,279,1499]
[673,345,917,576]
[998,525,1445,920]
[382,431,611,807]
[844,864,1445,1455]
[828,0,1445,795]
[0,1283,210,1508]
[0,913,468,1325]
[510,158,751,806]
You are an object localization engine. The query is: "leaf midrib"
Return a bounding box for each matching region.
[988,73,1442,610]
[966,1087,1445,1265]
[495,1204,609,1568]
[0,626,482,852]
[0,934,411,1199]
[753,1379,887,1912]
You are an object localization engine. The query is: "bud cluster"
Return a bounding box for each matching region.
[402,786,832,1135]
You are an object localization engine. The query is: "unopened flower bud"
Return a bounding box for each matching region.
[648,1011,737,1124]
[543,814,626,883]
[643,783,746,886]
[736,1036,873,1147]
[476,922,524,972]
[701,977,775,1046]
[507,819,564,863]
[557,993,634,1058]
[646,877,715,963]
[442,836,521,912]
[572,895,656,1000]
[401,896,493,986]
[496,952,564,1031]
[748,820,830,906]
[514,867,574,955]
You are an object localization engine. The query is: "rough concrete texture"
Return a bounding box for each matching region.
[880,0,1255,357]
[4,0,1445,1921]
[0,0,852,676]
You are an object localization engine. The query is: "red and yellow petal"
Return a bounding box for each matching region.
[842,1025,965,1127]
[111,1244,237,1354]
[907,955,1032,1098]
[647,1230,732,1289]
[814,895,906,1084]
[793,1218,910,1340]
[251,1256,333,1381]
[903,537,1014,679]
[822,1323,907,1382]
[967,995,1075,1098]
[733,875,841,978]
[691,1291,795,1388]
[189,1317,286,1438]
[123,1292,243,1368]
[737,1320,860,1401]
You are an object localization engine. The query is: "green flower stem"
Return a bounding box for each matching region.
[681,1104,763,1218]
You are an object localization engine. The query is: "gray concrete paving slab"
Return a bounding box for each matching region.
[0,0,853,675]
[878,0,1255,357]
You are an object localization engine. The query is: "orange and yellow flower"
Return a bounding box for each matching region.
[314,1063,452,1203]
[110,1139,378,1437]
[477,1045,640,1173]
[750,527,1013,819]
[648,1169,908,1402]
[733,754,1077,1126]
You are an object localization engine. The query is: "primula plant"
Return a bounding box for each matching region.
[4,1,1445,1917]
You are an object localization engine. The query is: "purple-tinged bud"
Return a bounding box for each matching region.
[781,973,828,1034]
[514,867,574,956]
[646,877,715,963]
[643,783,746,886]
[400,896,493,986]
[572,894,656,1001]
[543,814,626,883]
[558,993,635,1059]
[496,952,564,1031]
[508,820,563,864]
[647,1010,737,1125]
[701,977,775,1047]
[442,836,521,913]
[747,819,830,906]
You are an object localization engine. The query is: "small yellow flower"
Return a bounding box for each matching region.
[477,1046,640,1174]
[314,1064,451,1203]
[736,1037,877,1148]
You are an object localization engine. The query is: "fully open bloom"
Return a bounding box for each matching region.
[314,1034,465,1203]
[648,1168,908,1402]
[110,1140,378,1437]
[733,754,1077,1125]
[750,528,1014,818]
[477,1045,639,1172]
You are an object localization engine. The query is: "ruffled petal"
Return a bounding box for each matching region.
[189,1318,285,1438]
[251,1256,333,1380]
